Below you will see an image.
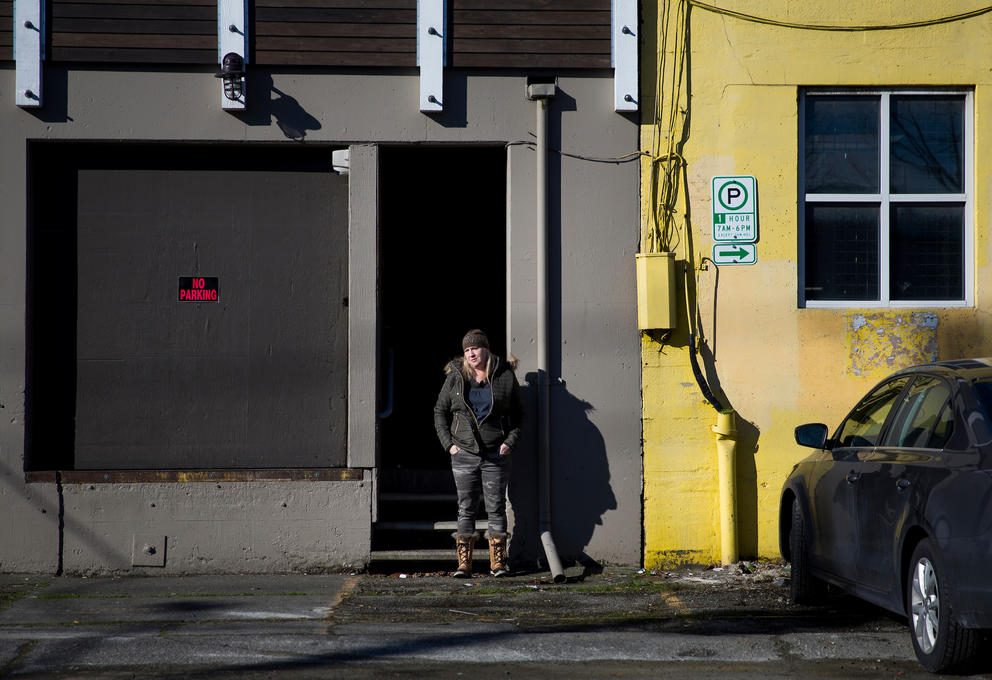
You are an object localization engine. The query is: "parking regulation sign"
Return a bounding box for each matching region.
[712,175,757,242]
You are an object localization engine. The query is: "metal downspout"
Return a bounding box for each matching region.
[713,410,738,565]
[686,264,738,565]
[530,79,566,584]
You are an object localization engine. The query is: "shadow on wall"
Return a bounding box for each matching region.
[422,73,469,128]
[732,415,761,558]
[244,73,322,141]
[696,339,762,559]
[0,459,123,574]
[508,374,616,568]
[22,66,70,123]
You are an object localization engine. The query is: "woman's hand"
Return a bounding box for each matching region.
[499,444,512,457]
[449,445,460,455]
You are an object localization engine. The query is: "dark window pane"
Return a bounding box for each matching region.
[928,402,955,449]
[805,96,879,193]
[890,204,963,301]
[836,378,909,447]
[972,382,992,435]
[890,96,965,194]
[805,203,879,300]
[882,376,951,448]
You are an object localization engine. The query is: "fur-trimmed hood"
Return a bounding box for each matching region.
[434,353,524,454]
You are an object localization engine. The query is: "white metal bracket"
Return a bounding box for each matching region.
[612,0,638,112]
[417,0,446,112]
[14,0,44,107]
[332,148,350,175]
[218,0,248,110]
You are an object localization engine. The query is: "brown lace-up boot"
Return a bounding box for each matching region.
[452,532,477,578]
[486,531,510,577]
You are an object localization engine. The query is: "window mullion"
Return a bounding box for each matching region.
[889,194,967,203]
[879,92,891,305]
[805,194,881,203]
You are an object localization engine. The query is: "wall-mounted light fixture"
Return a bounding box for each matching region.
[216,52,245,103]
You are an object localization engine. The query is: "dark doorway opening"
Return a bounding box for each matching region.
[378,146,506,487]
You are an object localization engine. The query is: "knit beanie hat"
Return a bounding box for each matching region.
[462,329,490,351]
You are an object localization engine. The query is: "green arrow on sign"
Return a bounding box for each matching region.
[717,246,750,258]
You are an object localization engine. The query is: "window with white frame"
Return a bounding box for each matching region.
[800,90,972,307]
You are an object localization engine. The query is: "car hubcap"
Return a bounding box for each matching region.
[911,557,940,653]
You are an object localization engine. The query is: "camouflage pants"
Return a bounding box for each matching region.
[450,449,512,534]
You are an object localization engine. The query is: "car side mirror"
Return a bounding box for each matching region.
[795,423,829,449]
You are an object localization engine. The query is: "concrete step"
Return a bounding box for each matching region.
[379,492,457,503]
[369,549,490,562]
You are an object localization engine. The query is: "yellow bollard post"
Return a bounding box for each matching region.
[713,410,738,565]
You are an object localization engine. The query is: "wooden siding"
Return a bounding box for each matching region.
[255,0,417,67]
[0,0,12,62]
[51,0,217,63]
[39,0,611,68]
[451,0,611,69]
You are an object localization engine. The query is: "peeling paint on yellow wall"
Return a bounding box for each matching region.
[848,312,938,377]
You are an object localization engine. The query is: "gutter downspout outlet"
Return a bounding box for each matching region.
[713,410,738,566]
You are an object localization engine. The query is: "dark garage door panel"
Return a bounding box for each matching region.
[74,166,348,469]
[75,357,250,467]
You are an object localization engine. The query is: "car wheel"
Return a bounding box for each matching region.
[906,538,979,673]
[789,497,823,605]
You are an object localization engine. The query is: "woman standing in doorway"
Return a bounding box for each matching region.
[434,329,524,577]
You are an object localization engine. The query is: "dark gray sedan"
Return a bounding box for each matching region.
[780,359,992,673]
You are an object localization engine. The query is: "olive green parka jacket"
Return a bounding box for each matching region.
[433,355,524,455]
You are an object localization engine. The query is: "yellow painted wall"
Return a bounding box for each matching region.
[640,0,992,568]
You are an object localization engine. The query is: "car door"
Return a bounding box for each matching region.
[811,377,909,582]
[857,375,954,597]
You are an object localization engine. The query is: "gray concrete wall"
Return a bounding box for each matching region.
[0,65,641,572]
[0,474,371,574]
[58,481,372,574]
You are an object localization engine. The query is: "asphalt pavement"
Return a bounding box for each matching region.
[0,562,986,679]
